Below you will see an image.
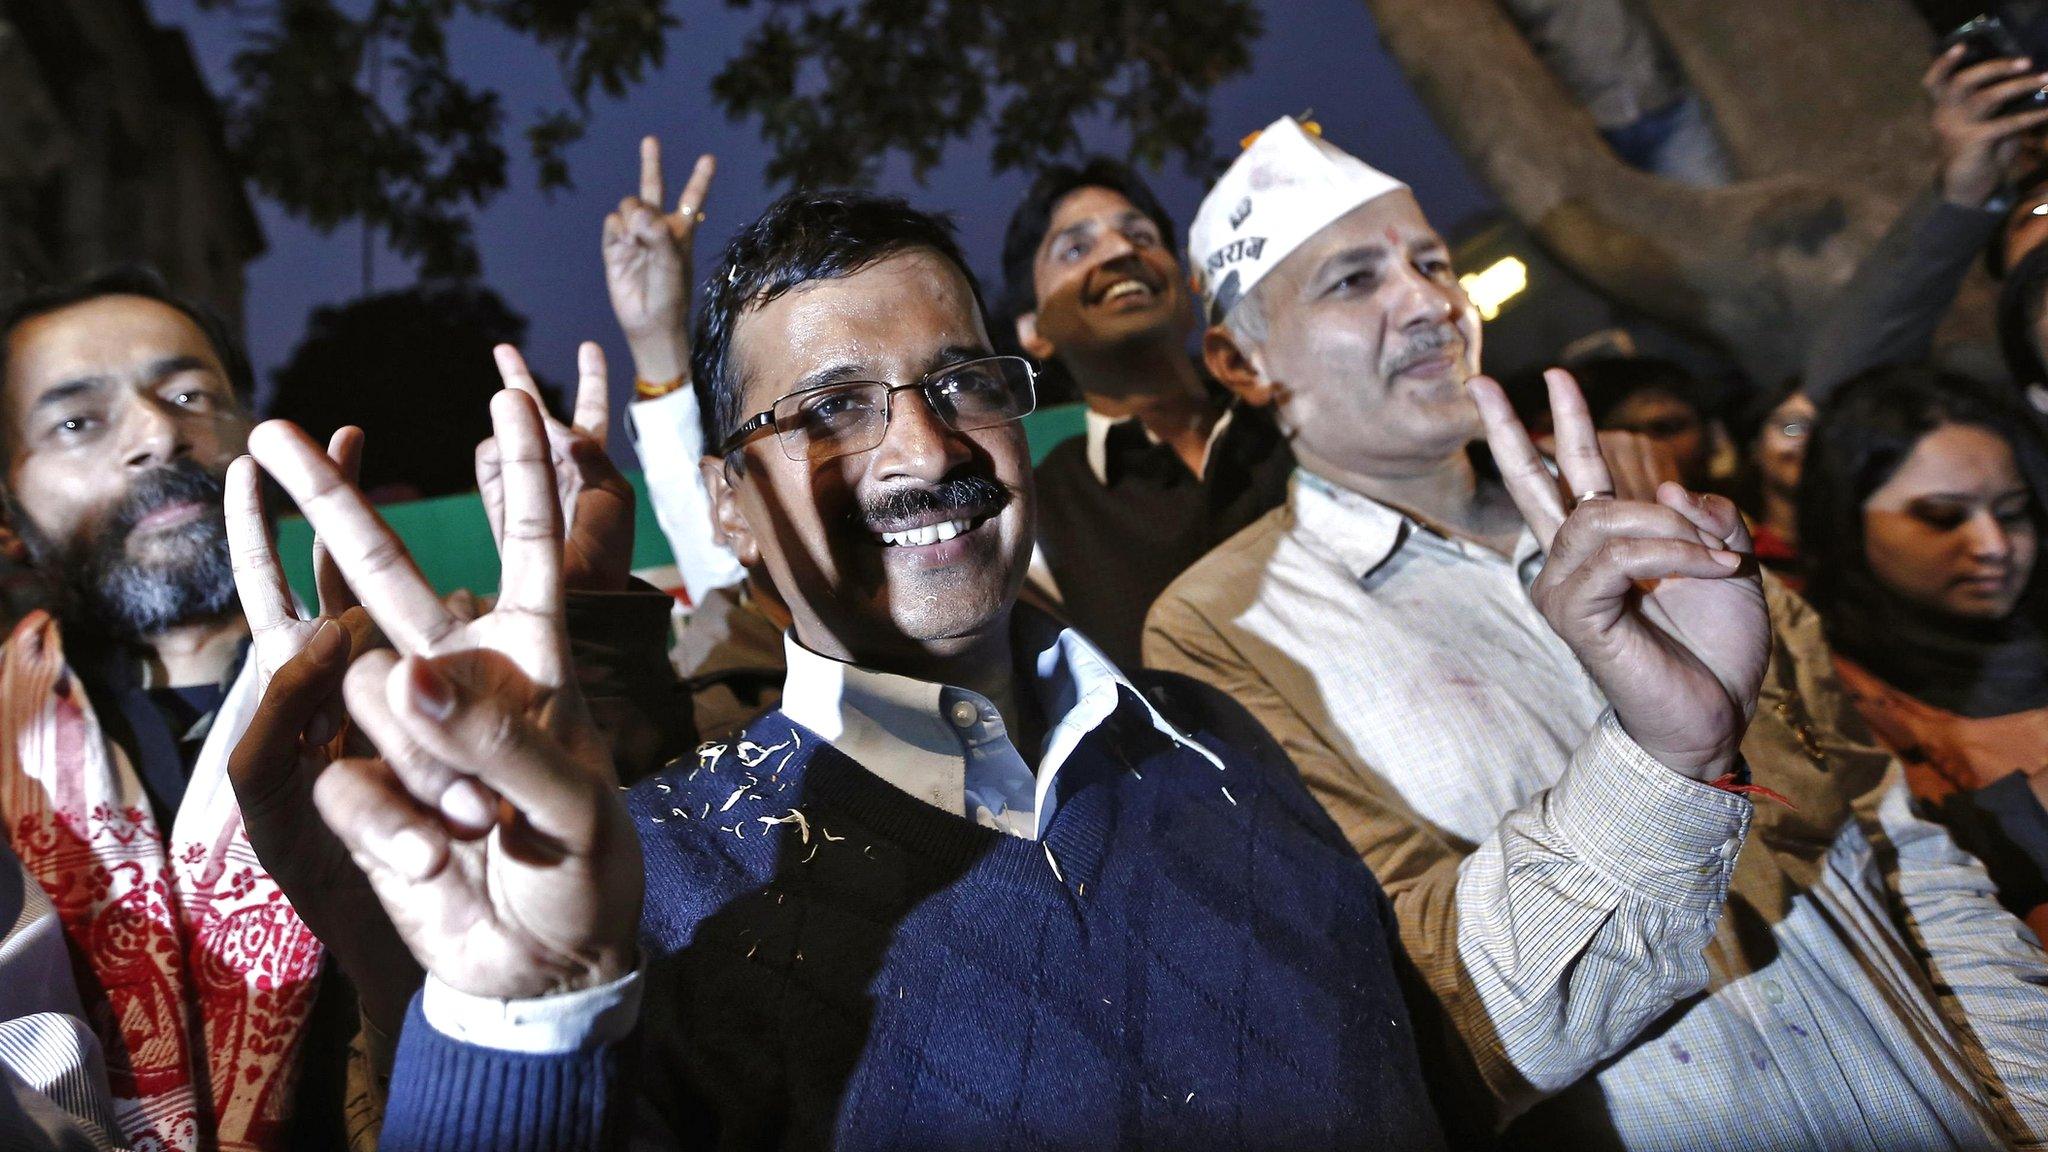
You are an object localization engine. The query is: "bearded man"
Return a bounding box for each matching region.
[0,269,339,1152]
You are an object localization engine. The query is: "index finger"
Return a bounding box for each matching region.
[247,420,459,655]
[488,389,565,619]
[572,342,609,445]
[639,135,664,208]
[492,344,547,410]
[314,425,364,617]
[226,455,301,656]
[1468,375,1566,546]
[673,154,715,231]
[1544,368,1616,500]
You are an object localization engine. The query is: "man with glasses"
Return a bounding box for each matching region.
[229,191,1474,1148]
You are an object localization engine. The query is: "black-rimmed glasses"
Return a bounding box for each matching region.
[719,355,1037,463]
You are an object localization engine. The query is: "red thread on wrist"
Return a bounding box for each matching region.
[1708,773,1796,809]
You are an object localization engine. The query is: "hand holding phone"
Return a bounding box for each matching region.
[1930,18,2048,205]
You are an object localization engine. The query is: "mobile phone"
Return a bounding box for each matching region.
[1943,14,2048,116]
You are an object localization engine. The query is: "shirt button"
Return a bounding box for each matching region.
[949,700,979,729]
[1761,979,1785,1005]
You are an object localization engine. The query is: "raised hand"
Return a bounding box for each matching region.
[603,135,716,385]
[475,343,635,592]
[246,391,643,1001]
[1927,43,2048,208]
[226,426,424,1031]
[1470,369,1769,780]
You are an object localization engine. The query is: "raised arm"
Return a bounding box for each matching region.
[604,134,744,604]
[1805,46,2048,399]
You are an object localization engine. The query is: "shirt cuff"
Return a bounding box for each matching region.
[1547,712,1753,912]
[419,970,643,1056]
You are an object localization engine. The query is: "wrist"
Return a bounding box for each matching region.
[1939,168,1997,210]
[436,943,639,1002]
[625,335,687,386]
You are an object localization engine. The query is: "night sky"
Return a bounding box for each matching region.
[148,0,1496,469]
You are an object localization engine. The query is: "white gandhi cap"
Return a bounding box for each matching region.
[1188,116,1408,325]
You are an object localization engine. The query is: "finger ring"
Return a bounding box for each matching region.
[677,203,695,218]
[1572,489,1615,508]
[693,210,707,224]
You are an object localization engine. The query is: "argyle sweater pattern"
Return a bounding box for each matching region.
[381,672,1447,1151]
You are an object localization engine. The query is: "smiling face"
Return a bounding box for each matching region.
[1017,185,1192,362]
[709,248,1034,668]
[1862,422,2039,620]
[3,294,250,638]
[1207,191,1481,475]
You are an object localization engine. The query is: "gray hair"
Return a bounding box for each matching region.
[1220,280,1267,347]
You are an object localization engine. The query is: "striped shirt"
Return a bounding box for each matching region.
[1146,470,2048,1149]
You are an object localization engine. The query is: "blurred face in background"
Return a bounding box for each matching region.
[1602,387,1709,488]
[1755,391,1817,502]
[1863,422,2037,620]
[2002,185,2048,274]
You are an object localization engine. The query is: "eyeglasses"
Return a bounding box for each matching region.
[720,355,1038,463]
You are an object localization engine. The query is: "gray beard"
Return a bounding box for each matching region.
[9,466,239,643]
[83,520,238,640]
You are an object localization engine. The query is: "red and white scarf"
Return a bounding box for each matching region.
[0,611,323,1151]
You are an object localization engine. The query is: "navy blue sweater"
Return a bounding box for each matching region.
[381,673,1447,1151]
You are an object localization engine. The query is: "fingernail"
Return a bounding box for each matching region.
[1712,549,1743,569]
[407,658,455,721]
[309,618,345,658]
[382,827,439,880]
[439,779,497,830]
[304,709,337,748]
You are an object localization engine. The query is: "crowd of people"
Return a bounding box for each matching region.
[0,34,2043,1152]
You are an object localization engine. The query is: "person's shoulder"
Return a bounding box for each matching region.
[1150,501,1294,619]
[1129,667,1269,749]
[1126,668,1368,862]
[1031,435,1093,484]
[621,713,850,952]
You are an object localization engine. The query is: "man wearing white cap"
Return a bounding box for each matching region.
[1147,116,2048,1148]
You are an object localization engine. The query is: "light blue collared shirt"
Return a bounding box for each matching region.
[778,606,1222,840]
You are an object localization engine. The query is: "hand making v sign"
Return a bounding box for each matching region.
[1469,368,1771,781]
[243,390,645,1001]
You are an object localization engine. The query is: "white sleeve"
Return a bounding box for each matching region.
[626,387,745,605]
[420,970,643,1055]
[1866,771,2048,1145]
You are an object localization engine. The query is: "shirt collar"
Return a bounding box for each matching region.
[777,605,1223,837]
[1082,404,1239,486]
[1291,467,1545,582]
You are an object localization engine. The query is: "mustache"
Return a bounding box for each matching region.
[857,475,1009,528]
[111,458,229,537]
[1382,324,1465,376]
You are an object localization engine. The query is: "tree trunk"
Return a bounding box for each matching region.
[1362,0,1978,386]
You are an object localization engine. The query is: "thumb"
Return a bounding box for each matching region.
[231,620,350,798]
[387,656,607,847]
